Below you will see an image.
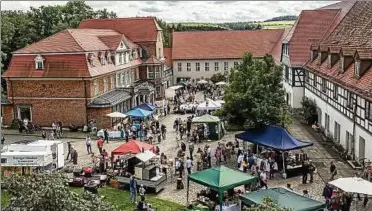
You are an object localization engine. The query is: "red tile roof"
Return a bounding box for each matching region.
[78,17,159,42]
[284,9,340,67]
[2,54,90,78]
[143,56,163,65]
[163,48,172,67]
[305,1,372,99]
[271,29,290,64]
[98,35,139,50]
[171,29,285,60]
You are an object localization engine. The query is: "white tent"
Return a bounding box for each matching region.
[136,150,156,163]
[197,79,208,84]
[197,99,222,111]
[329,177,372,195]
[216,81,227,86]
[106,112,127,118]
[215,100,225,105]
[165,86,183,99]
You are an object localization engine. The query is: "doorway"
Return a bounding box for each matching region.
[17,106,32,121]
[359,136,366,161]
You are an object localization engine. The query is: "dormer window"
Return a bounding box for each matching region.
[100,53,105,65]
[355,59,360,78]
[34,55,44,70]
[105,51,111,64]
[311,50,318,61]
[139,49,143,58]
[88,53,95,67]
[340,55,344,72]
[120,42,125,49]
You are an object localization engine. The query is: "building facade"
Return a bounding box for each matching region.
[2,17,168,129]
[302,1,372,161]
[171,30,287,84]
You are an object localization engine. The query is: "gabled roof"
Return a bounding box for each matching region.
[13,29,137,54]
[143,55,163,64]
[98,35,139,50]
[284,9,340,67]
[271,29,290,64]
[172,29,285,61]
[163,48,172,67]
[78,17,159,42]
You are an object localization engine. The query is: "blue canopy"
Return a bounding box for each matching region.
[235,125,313,151]
[126,108,153,118]
[136,103,156,111]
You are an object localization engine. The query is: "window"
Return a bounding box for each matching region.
[205,62,209,71]
[34,55,44,70]
[283,44,289,56]
[133,50,137,59]
[313,75,317,86]
[119,53,123,64]
[100,54,105,65]
[148,68,155,79]
[120,42,124,48]
[187,63,191,72]
[333,85,338,100]
[224,62,228,71]
[139,49,143,57]
[103,77,108,92]
[234,62,239,68]
[325,113,330,132]
[93,79,99,96]
[196,63,200,71]
[340,56,344,71]
[155,66,161,78]
[284,66,289,81]
[334,122,341,143]
[111,75,115,89]
[120,73,124,85]
[123,52,128,63]
[321,78,326,93]
[177,63,182,72]
[305,71,309,83]
[88,53,94,67]
[214,62,219,71]
[347,92,353,109]
[355,60,360,77]
[366,101,372,120]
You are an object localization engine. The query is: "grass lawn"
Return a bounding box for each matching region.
[2,188,184,211]
[71,187,185,211]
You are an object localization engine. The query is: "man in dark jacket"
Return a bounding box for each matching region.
[302,161,309,184]
[104,129,109,143]
[308,160,316,183]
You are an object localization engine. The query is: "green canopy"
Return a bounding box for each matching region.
[192,114,220,123]
[239,187,326,211]
[187,166,258,209]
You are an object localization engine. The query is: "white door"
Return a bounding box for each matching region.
[57,143,65,168]
[359,137,366,161]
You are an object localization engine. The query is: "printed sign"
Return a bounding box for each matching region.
[12,156,40,165]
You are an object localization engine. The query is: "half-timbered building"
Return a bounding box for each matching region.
[304,1,372,161]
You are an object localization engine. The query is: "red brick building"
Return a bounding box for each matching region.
[2,17,170,129]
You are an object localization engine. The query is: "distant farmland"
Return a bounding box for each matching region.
[168,20,295,30]
[258,20,295,29]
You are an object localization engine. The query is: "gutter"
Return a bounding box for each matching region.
[352,96,357,160]
[83,78,88,125]
[10,80,16,118]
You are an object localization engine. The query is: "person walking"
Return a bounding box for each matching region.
[196,148,203,171]
[302,160,309,184]
[1,135,5,145]
[66,142,72,160]
[104,129,109,143]
[330,161,337,181]
[186,157,192,174]
[97,138,104,154]
[161,124,167,140]
[72,149,78,165]
[86,135,92,154]
[129,175,137,203]
[308,160,315,183]
[189,141,194,160]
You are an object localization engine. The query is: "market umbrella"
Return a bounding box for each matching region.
[125,108,153,118]
[106,111,127,118]
[329,177,372,195]
[197,79,208,84]
[215,81,227,86]
[111,140,155,156]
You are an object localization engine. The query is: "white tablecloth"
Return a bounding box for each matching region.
[180,104,197,111]
[215,204,239,211]
[97,129,123,139]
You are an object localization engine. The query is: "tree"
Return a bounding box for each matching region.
[210,73,227,83]
[3,173,117,211]
[301,97,317,124]
[245,197,291,211]
[216,53,286,128]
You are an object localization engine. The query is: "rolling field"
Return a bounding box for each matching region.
[258,20,295,29]
[168,20,295,30]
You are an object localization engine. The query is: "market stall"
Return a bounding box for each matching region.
[97,129,123,139]
[239,187,326,211]
[126,108,153,119]
[197,99,222,112]
[165,85,183,99]
[329,177,372,195]
[187,166,258,211]
[106,111,127,118]
[111,140,155,157]
[192,114,224,140]
[215,81,227,86]
[235,125,313,178]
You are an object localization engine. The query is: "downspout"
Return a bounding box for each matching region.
[10,79,16,119]
[351,95,357,160]
[83,78,89,125]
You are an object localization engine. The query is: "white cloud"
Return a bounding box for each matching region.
[1,1,336,23]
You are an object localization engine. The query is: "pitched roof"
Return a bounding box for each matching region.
[271,29,290,64]
[284,9,340,67]
[13,29,138,54]
[163,48,172,67]
[2,54,90,78]
[304,1,372,99]
[143,55,163,64]
[78,17,159,42]
[172,29,285,60]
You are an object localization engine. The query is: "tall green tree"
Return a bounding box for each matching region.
[210,73,227,83]
[216,53,286,128]
[3,173,117,211]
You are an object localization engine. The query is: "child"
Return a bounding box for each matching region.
[139,184,146,197]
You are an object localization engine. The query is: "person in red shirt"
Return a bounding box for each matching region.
[97,139,104,154]
[102,149,109,170]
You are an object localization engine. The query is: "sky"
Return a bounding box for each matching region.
[1,1,336,23]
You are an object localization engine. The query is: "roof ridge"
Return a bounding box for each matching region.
[173,29,284,34]
[66,29,90,52]
[81,17,154,23]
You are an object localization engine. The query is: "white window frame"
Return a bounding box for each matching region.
[111,75,115,89]
[148,68,155,79]
[187,63,191,72]
[196,63,200,71]
[34,55,44,70]
[155,66,161,78]
[177,63,182,72]
[214,62,219,71]
[224,62,228,71]
[94,79,99,96]
[234,62,239,68]
[103,77,108,92]
[120,73,125,86]
[322,78,326,93]
[367,101,372,120]
[100,54,105,65]
[333,85,338,100]
[205,62,209,71]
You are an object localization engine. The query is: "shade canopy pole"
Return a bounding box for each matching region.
[186,178,190,205]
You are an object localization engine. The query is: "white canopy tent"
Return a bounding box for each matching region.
[329,177,372,195]
[216,81,227,86]
[106,112,127,118]
[197,79,208,84]
[135,150,156,163]
[197,99,222,111]
[165,85,183,99]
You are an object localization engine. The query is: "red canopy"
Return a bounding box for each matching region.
[111,140,155,157]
